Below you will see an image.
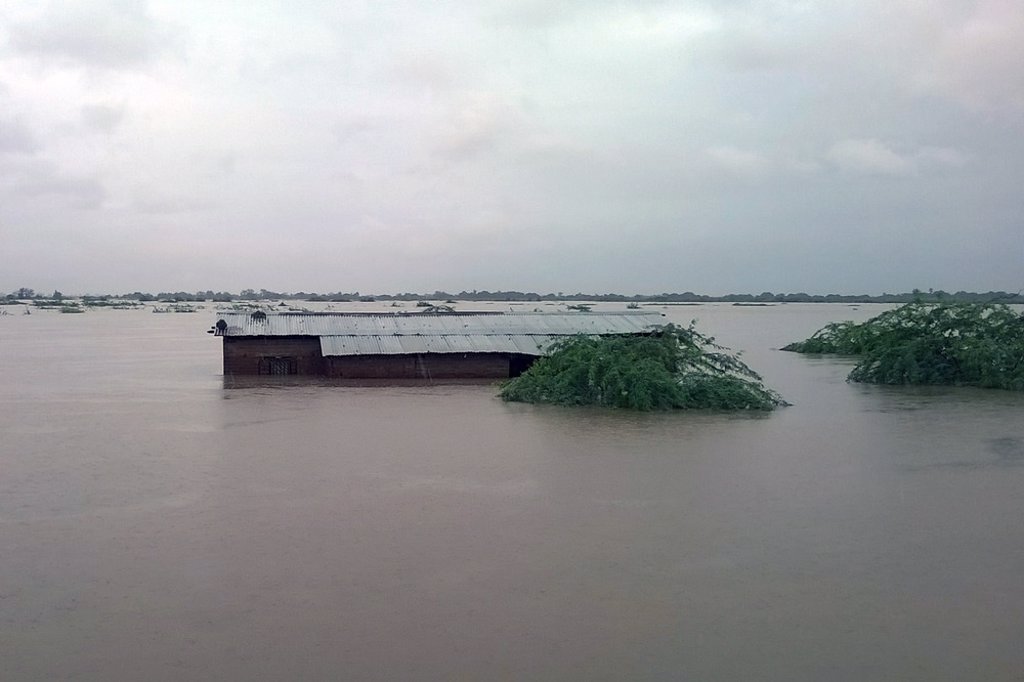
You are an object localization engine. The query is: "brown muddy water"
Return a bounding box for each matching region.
[2,303,1023,681]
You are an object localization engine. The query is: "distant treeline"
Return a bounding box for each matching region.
[3,287,1023,304]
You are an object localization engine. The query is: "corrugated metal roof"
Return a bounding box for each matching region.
[215,312,664,337]
[319,334,561,357]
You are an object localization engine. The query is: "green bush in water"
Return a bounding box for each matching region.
[782,302,1024,390]
[500,324,787,410]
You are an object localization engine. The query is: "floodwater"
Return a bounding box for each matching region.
[2,303,1023,681]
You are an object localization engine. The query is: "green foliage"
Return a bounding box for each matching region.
[783,302,1024,390]
[781,319,886,355]
[500,324,787,411]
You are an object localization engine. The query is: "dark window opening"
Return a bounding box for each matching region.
[509,355,536,377]
[259,356,297,375]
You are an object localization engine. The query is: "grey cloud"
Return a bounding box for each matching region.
[688,1,1024,119]
[0,118,40,154]
[1,157,105,208]
[131,189,213,215]
[709,37,804,72]
[334,117,377,142]
[916,147,969,168]
[487,0,684,29]
[387,54,457,92]
[487,1,584,28]
[432,94,520,160]
[10,0,170,69]
[209,153,238,177]
[705,146,770,177]
[80,104,124,133]
[911,3,1024,112]
[826,139,971,177]
[26,175,105,208]
[826,139,916,176]
[1,0,1021,294]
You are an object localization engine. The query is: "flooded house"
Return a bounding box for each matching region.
[211,311,664,378]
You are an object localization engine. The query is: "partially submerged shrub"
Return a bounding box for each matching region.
[780,320,877,355]
[500,324,787,411]
[783,302,1024,390]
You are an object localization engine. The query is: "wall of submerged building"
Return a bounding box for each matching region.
[326,353,524,379]
[223,337,540,378]
[222,336,324,376]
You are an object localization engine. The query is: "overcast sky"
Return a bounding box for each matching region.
[1,0,1022,295]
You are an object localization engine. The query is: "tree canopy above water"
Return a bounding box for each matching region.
[782,302,1024,390]
[499,324,787,411]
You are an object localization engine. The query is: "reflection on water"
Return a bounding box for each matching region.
[1,305,1023,681]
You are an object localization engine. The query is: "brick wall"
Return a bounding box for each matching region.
[223,337,541,378]
[326,353,513,379]
[222,336,324,375]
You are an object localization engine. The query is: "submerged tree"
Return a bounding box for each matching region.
[782,302,1024,390]
[500,324,787,411]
